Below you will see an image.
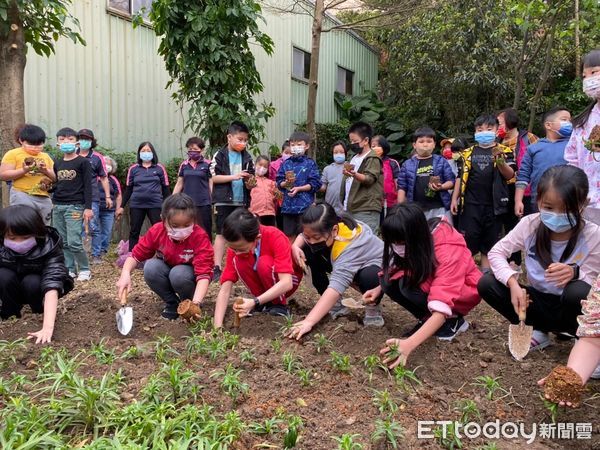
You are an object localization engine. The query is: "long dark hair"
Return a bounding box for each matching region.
[0,205,47,244]
[137,141,159,165]
[572,49,600,129]
[223,208,260,242]
[380,203,438,288]
[301,203,356,235]
[535,165,589,268]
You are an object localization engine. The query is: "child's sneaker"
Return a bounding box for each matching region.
[69,271,77,279]
[591,364,600,380]
[530,330,551,351]
[91,256,103,265]
[363,304,384,327]
[263,304,290,317]
[77,270,91,281]
[161,307,178,320]
[436,316,469,341]
[329,298,349,319]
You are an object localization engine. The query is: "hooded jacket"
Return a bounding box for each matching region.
[340,149,383,213]
[0,227,74,297]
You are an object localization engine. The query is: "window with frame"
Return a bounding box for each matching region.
[292,47,311,81]
[108,0,152,18]
[336,66,354,95]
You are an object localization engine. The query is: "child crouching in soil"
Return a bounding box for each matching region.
[116,193,214,320]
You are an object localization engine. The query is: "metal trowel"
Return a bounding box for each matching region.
[508,289,533,360]
[116,290,133,335]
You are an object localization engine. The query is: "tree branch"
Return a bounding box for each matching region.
[323,5,429,31]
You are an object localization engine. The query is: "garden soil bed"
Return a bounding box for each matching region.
[0,259,598,449]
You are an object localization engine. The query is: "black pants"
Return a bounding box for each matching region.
[381,275,432,320]
[128,207,162,251]
[195,205,213,241]
[0,268,43,319]
[304,246,383,301]
[502,185,521,265]
[477,272,590,335]
[259,215,276,227]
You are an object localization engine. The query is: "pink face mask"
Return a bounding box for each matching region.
[281,153,291,161]
[255,166,268,176]
[167,225,194,241]
[4,237,37,254]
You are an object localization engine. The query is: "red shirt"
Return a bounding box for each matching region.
[132,222,214,281]
[221,225,293,284]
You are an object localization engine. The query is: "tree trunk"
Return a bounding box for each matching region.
[0,1,26,207]
[574,0,581,78]
[512,29,529,110]
[306,0,324,157]
[528,27,555,131]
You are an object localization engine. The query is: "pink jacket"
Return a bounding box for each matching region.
[269,157,283,181]
[389,220,481,317]
[249,176,277,216]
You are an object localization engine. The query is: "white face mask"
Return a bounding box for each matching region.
[391,243,405,258]
[291,145,305,156]
[255,166,268,176]
[583,74,600,99]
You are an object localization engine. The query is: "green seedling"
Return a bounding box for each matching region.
[311,333,332,353]
[207,339,227,360]
[371,418,404,449]
[372,389,399,415]
[0,338,27,369]
[329,351,352,374]
[154,335,180,363]
[296,368,312,387]
[239,349,256,364]
[392,364,421,392]
[120,345,140,360]
[249,417,283,435]
[90,339,116,365]
[434,422,463,450]
[454,399,481,424]
[271,338,282,352]
[277,314,295,336]
[283,425,299,449]
[472,376,506,401]
[282,350,301,374]
[332,433,364,450]
[383,343,401,361]
[362,354,385,382]
[210,364,249,403]
[541,395,559,423]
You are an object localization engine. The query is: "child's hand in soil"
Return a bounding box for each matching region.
[545,263,575,288]
[537,377,576,408]
[380,338,410,368]
[286,319,314,340]
[362,286,382,305]
[233,297,255,317]
[27,327,53,345]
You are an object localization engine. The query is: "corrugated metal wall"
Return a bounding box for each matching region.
[23,0,378,158]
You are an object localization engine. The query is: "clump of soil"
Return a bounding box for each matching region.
[543,365,585,407]
[233,296,244,328]
[38,177,53,191]
[177,299,201,322]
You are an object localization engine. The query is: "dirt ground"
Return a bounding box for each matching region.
[0,259,598,449]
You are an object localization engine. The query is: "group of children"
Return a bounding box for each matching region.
[1,49,600,407]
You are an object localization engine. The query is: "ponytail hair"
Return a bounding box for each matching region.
[301,203,356,235]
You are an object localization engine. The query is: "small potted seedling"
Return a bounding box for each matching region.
[38,177,53,192]
[245,175,257,189]
[584,125,600,161]
[343,162,355,173]
[285,170,296,188]
[233,296,245,328]
[493,145,506,165]
[542,365,585,408]
[177,299,201,323]
[426,175,441,198]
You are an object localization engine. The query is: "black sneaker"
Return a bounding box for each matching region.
[436,316,469,341]
[161,307,178,321]
[212,265,222,283]
[263,304,290,317]
[402,320,424,338]
[554,331,576,341]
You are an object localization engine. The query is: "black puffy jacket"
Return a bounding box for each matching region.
[0,227,74,297]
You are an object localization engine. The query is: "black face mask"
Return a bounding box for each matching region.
[307,240,329,253]
[349,143,362,153]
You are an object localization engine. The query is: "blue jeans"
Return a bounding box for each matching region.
[98,209,116,254]
[85,202,101,257]
[143,258,196,309]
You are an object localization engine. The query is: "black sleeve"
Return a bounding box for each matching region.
[162,184,171,200]
[121,185,133,207]
[81,158,93,209]
[41,242,74,297]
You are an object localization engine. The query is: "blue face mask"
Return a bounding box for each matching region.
[540,210,576,233]
[140,151,154,162]
[333,154,345,164]
[59,142,77,153]
[79,139,92,151]
[474,131,497,146]
[557,121,573,138]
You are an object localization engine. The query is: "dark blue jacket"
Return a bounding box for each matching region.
[276,155,321,215]
[398,154,454,209]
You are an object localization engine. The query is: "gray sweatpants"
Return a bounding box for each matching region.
[10,189,53,225]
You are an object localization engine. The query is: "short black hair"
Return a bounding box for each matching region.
[289,131,312,144]
[450,137,467,152]
[19,124,46,145]
[332,140,348,155]
[186,137,205,149]
[56,127,77,139]
[372,135,391,156]
[281,140,290,150]
[223,208,261,242]
[348,121,373,143]
[161,193,196,224]
[0,205,47,241]
[497,108,519,129]
[228,121,249,136]
[474,114,499,128]
[542,106,569,125]
[412,127,436,142]
[137,141,159,165]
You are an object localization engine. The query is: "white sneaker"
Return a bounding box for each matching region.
[530,330,551,351]
[69,272,77,279]
[77,270,91,281]
[591,364,600,380]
